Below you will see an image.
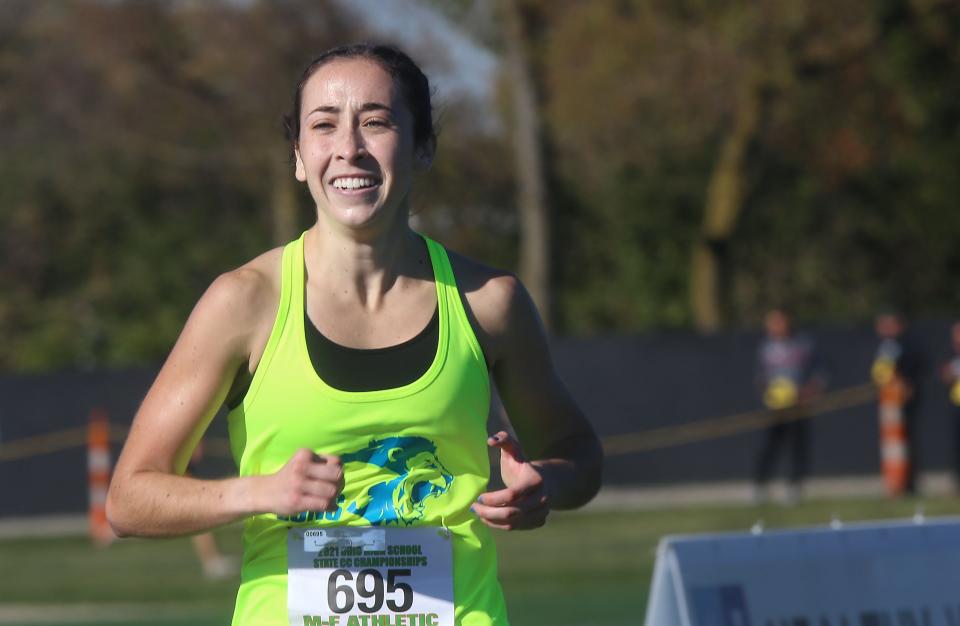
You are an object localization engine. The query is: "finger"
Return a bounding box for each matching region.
[477,517,513,531]
[479,467,544,505]
[477,486,527,507]
[473,503,549,531]
[487,431,525,462]
[289,449,339,467]
[310,453,341,466]
[298,479,340,501]
[482,487,548,514]
[471,502,521,522]
[279,485,341,514]
[477,475,548,506]
[295,495,341,513]
[472,496,548,523]
[296,478,343,512]
[305,460,344,484]
[290,448,316,466]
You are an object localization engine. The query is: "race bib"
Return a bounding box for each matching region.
[872,357,895,386]
[764,377,798,410]
[287,526,454,626]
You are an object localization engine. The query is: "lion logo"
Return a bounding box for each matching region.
[337,436,454,526]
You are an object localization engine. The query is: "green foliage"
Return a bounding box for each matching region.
[0,0,516,370]
[726,0,960,323]
[555,157,707,331]
[531,0,960,330]
[2,0,959,370]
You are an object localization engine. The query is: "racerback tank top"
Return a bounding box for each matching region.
[227,231,508,625]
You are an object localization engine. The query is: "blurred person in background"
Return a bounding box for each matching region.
[106,43,602,626]
[872,311,925,494]
[940,321,960,490]
[753,308,825,505]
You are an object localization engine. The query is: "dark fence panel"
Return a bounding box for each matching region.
[1,319,956,516]
[554,318,957,485]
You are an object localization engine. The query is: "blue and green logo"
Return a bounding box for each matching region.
[278,436,454,526]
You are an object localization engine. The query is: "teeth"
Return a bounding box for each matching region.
[333,177,377,190]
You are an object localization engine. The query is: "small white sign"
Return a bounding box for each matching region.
[645,517,960,626]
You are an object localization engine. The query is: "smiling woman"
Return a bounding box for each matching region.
[105,43,602,626]
[290,48,430,235]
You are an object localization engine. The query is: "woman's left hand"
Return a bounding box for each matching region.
[471,431,551,530]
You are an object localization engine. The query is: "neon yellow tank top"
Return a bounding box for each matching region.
[227,232,508,625]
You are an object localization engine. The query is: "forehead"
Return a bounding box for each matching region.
[300,58,401,115]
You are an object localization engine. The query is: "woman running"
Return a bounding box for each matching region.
[106,43,603,626]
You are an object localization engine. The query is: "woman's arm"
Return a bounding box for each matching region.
[466,272,603,530]
[106,267,344,538]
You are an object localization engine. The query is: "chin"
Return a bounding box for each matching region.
[328,204,399,232]
[325,194,409,228]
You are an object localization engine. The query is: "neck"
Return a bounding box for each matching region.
[304,211,425,311]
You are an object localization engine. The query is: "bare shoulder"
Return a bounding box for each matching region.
[446,248,542,364]
[207,247,281,315]
[188,246,285,353]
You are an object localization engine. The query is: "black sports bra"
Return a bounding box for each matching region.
[225,306,439,409]
[304,306,439,392]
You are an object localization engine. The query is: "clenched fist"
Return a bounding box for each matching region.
[258,448,345,516]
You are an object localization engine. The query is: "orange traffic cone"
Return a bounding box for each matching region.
[88,409,115,546]
[878,377,910,496]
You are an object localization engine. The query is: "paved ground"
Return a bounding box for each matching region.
[2,472,955,539]
[586,471,957,511]
[0,513,89,539]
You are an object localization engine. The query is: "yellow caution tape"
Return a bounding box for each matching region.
[0,383,878,462]
[0,427,93,462]
[601,383,876,456]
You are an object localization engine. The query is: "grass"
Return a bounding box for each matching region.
[2,496,959,625]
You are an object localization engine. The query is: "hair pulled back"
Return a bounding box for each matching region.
[282,43,436,152]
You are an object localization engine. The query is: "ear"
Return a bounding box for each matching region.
[414,136,436,172]
[294,145,306,182]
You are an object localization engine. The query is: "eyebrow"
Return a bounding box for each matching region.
[306,102,394,116]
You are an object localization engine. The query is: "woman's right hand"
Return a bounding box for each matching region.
[259,448,345,516]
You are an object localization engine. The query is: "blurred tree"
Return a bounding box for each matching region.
[426,0,553,324]
[526,0,960,332]
[728,0,960,323]
[0,0,518,370]
[0,0,354,369]
[2,0,959,373]
[539,1,721,331]
[498,0,552,326]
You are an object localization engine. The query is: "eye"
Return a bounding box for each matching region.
[311,121,335,131]
[363,117,390,129]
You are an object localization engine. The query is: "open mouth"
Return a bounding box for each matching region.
[331,176,381,191]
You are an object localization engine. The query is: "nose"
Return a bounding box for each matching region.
[335,125,367,162]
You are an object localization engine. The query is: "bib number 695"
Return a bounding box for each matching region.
[328,568,413,614]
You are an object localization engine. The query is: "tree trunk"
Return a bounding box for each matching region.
[271,157,299,246]
[500,0,551,328]
[690,81,762,332]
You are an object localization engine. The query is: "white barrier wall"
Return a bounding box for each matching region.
[645,517,960,626]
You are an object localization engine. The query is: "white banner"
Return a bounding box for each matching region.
[645,517,960,626]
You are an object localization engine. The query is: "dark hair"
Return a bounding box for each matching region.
[282,43,436,152]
